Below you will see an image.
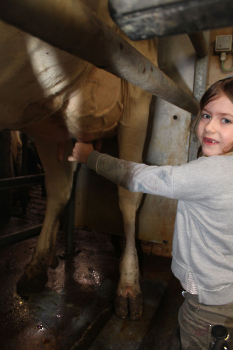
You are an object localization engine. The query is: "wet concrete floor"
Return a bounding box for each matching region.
[0,186,182,350]
[0,229,182,350]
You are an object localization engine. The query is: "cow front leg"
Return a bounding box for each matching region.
[17,138,75,296]
[115,187,143,320]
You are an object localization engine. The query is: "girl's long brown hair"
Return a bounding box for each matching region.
[191,76,233,156]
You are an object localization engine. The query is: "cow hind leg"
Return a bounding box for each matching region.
[115,188,143,320]
[114,81,153,320]
[17,138,75,296]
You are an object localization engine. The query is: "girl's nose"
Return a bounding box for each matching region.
[204,118,216,133]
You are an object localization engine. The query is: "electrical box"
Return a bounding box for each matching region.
[215,35,232,53]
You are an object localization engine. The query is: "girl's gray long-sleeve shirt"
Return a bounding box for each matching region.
[87,151,233,305]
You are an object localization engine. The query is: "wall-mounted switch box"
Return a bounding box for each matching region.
[215,35,232,52]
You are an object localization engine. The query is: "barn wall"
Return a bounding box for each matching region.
[75,30,228,257]
[207,27,233,86]
[139,34,196,256]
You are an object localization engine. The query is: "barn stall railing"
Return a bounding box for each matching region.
[0,173,45,191]
[0,161,79,253]
[0,169,78,253]
[0,0,199,116]
[0,175,44,248]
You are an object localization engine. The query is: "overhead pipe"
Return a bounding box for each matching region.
[0,0,199,116]
[188,32,209,58]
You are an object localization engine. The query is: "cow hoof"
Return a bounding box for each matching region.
[115,292,143,320]
[129,293,143,320]
[50,255,59,269]
[16,269,48,297]
[114,294,128,319]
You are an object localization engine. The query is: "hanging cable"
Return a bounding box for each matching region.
[220,52,233,72]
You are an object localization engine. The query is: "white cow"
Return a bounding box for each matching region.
[0,0,157,320]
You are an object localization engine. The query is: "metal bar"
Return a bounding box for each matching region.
[0,174,45,191]
[188,32,209,162]
[0,224,42,248]
[65,163,82,255]
[0,0,199,115]
[109,0,233,39]
[70,306,114,350]
[188,33,208,58]
[21,133,28,176]
[21,133,28,215]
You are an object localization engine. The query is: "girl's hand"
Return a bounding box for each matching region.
[68,142,94,163]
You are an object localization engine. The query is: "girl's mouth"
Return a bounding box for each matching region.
[203,137,219,145]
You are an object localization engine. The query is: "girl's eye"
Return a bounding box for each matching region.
[202,113,211,119]
[222,118,231,124]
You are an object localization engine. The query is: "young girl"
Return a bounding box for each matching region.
[68,76,233,349]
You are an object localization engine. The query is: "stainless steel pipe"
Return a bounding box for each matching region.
[0,0,199,115]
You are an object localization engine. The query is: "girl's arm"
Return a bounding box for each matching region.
[68,141,175,198]
[68,141,227,202]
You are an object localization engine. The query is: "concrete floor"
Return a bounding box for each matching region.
[0,186,182,350]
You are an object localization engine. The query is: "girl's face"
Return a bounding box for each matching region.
[197,94,233,156]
